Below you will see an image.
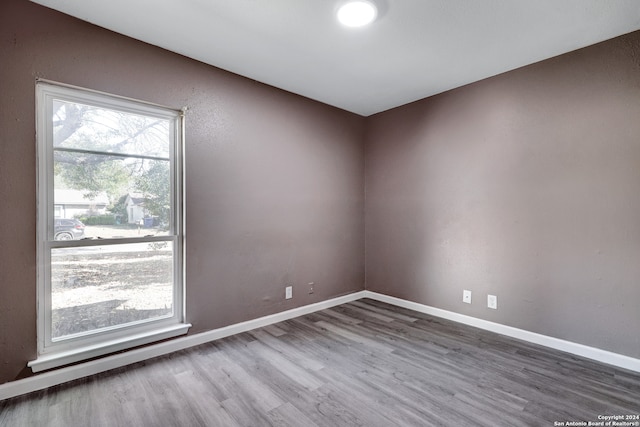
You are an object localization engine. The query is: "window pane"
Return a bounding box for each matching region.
[52,99,171,158]
[51,242,174,340]
[54,152,170,239]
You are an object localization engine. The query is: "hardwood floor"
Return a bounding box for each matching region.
[1,299,639,426]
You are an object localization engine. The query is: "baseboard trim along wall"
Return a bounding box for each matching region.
[363,291,640,374]
[0,291,366,401]
[2,290,639,401]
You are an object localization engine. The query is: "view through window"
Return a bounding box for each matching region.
[35,82,186,366]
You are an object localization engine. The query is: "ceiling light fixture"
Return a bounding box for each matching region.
[337,0,377,28]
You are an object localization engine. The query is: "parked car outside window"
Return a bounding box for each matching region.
[54,219,85,240]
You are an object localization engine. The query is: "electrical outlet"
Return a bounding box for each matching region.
[308,282,315,294]
[487,294,497,309]
[463,290,472,304]
[285,286,292,299]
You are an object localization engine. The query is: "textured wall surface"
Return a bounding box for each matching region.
[366,31,640,358]
[0,0,365,384]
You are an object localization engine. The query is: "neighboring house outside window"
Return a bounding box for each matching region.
[125,192,146,225]
[53,189,109,219]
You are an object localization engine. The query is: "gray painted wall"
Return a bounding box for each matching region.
[0,0,365,384]
[365,32,640,359]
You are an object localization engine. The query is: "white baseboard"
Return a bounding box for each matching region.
[0,291,365,401]
[2,289,638,401]
[363,291,640,373]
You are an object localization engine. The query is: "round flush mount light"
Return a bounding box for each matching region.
[337,0,378,27]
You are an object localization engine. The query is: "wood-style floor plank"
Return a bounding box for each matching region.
[1,298,639,426]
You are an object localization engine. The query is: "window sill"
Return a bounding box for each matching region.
[28,323,191,373]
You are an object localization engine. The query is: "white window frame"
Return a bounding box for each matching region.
[30,80,190,372]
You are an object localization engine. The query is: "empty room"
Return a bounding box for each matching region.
[1,0,640,425]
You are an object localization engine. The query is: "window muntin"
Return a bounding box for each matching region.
[36,81,186,362]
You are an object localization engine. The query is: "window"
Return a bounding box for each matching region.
[31,81,189,372]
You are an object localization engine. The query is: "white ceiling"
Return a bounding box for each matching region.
[30,0,640,116]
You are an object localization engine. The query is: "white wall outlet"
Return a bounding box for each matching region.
[285,286,292,299]
[308,282,315,294]
[488,294,497,309]
[462,290,472,304]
